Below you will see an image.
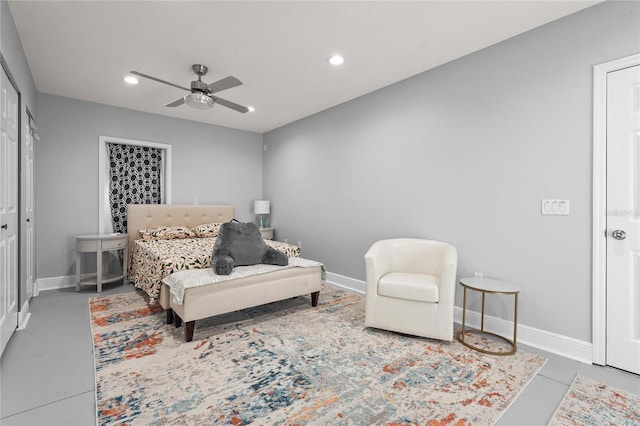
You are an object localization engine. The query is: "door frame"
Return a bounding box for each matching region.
[592,53,640,365]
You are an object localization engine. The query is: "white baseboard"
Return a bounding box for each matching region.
[453,307,592,364]
[325,271,593,364]
[325,271,365,295]
[35,275,77,293]
[18,299,31,330]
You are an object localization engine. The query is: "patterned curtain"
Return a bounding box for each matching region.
[107,143,163,234]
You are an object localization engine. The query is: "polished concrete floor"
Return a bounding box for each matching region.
[1,282,638,425]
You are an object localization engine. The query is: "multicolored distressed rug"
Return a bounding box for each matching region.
[90,285,546,425]
[548,374,640,425]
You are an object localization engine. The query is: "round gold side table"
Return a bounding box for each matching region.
[458,277,520,356]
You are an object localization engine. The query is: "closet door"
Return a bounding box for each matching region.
[606,64,640,375]
[21,114,35,301]
[0,64,19,356]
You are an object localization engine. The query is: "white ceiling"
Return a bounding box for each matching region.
[8,1,600,133]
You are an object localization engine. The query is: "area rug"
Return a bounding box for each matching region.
[90,284,546,425]
[548,374,640,425]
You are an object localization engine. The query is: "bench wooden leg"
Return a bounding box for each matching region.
[185,321,195,342]
[166,308,174,325]
[311,291,320,307]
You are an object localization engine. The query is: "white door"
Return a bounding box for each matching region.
[606,64,640,375]
[0,65,19,355]
[22,116,35,300]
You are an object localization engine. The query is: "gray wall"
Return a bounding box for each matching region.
[36,93,262,279]
[264,1,640,343]
[1,1,35,109]
[2,0,38,307]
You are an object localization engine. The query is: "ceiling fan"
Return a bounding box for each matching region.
[130,64,249,113]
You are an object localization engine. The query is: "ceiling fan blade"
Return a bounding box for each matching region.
[211,96,249,113]
[207,76,243,94]
[165,97,185,107]
[130,71,190,92]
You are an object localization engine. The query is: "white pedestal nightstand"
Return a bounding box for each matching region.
[259,227,274,240]
[76,233,128,292]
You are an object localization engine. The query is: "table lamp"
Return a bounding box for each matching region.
[254,200,270,228]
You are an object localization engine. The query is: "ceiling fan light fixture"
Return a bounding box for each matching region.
[184,93,214,109]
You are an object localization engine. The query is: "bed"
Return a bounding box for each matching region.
[126,204,323,341]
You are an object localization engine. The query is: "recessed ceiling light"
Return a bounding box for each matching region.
[328,55,344,66]
[248,106,256,112]
[124,76,139,85]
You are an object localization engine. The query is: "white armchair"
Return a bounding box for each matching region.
[364,238,458,341]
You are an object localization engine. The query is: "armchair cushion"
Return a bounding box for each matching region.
[378,272,439,303]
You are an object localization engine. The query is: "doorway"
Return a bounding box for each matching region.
[592,53,640,375]
[98,136,172,234]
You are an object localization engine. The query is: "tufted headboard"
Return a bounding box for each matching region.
[126,204,235,249]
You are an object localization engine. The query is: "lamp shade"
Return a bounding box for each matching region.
[254,200,270,215]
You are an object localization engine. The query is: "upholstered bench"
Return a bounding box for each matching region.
[159,260,323,342]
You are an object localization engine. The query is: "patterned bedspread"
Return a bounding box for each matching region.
[127,237,301,301]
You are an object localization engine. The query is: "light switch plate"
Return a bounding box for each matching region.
[541,199,570,215]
